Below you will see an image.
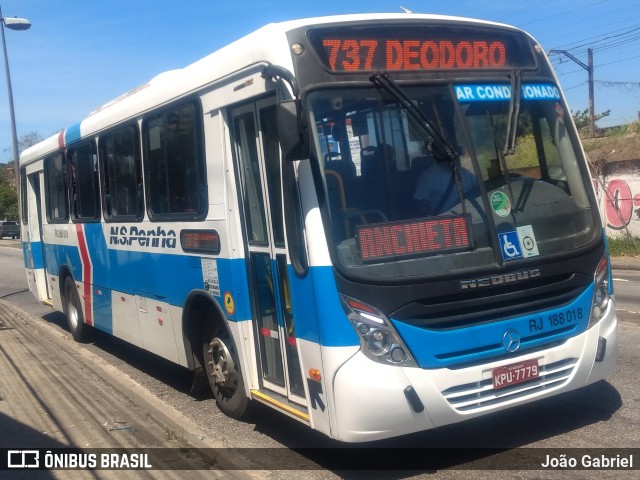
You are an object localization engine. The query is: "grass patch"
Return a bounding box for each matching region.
[607,236,640,257]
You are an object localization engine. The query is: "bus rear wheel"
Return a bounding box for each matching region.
[203,326,249,419]
[63,277,91,342]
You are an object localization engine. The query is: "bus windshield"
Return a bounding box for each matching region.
[308,83,599,281]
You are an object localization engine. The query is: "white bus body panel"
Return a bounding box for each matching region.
[332,305,617,442]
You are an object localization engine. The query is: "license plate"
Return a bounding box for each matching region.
[492,359,539,390]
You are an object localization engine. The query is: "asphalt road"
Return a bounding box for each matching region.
[0,240,639,479]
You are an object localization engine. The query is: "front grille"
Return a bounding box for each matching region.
[435,327,574,363]
[442,358,577,412]
[392,273,590,331]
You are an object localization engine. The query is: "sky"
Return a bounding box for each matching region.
[1,0,639,162]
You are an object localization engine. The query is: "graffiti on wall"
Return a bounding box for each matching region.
[603,178,640,232]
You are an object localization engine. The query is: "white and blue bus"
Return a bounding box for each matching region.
[20,14,617,442]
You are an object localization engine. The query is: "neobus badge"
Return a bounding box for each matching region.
[459,268,541,290]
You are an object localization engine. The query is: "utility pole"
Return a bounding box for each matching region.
[588,48,594,137]
[548,48,595,137]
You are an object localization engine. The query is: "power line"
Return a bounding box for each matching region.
[565,25,640,49]
[563,81,588,91]
[596,52,640,69]
[549,24,640,61]
[517,0,609,28]
[495,0,555,23]
[548,48,596,135]
[553,50,640,77]
[542,7,640,47]
[596,80,640,87]
[572,34,640,57]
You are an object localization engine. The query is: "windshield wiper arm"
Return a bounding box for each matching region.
[488,111,516,201]
[504,70,522,155]
[370,72,457,160]
[370,72,470,216]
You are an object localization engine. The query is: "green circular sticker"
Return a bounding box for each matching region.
[490,191,511,217]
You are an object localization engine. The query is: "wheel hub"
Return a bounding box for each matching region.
[207,337,237,387]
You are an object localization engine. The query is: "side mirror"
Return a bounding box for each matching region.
[278,100,309,161]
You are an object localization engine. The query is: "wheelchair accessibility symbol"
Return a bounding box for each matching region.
[499,231,523,260]
[498,226,540,261]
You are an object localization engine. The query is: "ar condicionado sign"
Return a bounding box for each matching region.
[322,38,507,72]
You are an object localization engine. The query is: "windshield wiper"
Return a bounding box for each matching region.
[370,72,470,216]
[488,111,516,201]
[486,71,521,201]
[504,71,522,155]
[370,72,457,159]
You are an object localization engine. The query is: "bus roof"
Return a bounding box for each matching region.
[20,13,519,165]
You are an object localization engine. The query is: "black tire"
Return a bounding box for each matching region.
[63,277,91,342]
[202,323,249,419]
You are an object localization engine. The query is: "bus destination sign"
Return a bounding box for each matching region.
[356,215,471,262]
[309,25,536,73]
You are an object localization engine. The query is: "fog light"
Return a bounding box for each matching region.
[390,346,406,363]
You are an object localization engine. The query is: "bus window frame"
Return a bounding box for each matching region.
[141,97,208,222]
[67,140,101,223]
[44,150,70,224]
[20,167,28,225]
[98,123,145,223]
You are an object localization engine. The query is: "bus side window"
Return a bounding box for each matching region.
[44,151,69,223]
[99,125,144,221]
[68,141,100,222]
[143,101,206,220]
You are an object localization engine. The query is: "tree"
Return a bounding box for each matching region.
[0,132,43,220]
[0,184,18,220]
[572,109,610,133]
[18,131,44,152]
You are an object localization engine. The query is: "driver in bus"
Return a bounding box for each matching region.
[413,144,480,217]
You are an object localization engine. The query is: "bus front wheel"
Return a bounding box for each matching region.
[63,277,91,342]
[203,325,249,419]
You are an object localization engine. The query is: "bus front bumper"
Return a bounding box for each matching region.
[331,302,617,443]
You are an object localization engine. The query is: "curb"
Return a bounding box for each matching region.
[2,298,265,479]
[610,256,640,271]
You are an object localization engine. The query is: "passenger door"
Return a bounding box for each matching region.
[231,99,305,404]
[23,171,51,302]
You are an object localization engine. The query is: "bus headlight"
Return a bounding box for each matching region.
[340,295,417,367]
[589,255,611,328]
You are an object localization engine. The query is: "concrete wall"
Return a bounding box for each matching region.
[595,159,640,238]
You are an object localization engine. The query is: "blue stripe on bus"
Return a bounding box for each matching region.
[392,283,594,369]
[23,241,45,270]
[44,243,240,308]
[36,225,597,359]
[92,288,113,335]
[64,123,82,145]
[45,241,253,333]
[288,264,358,347]
[41,228,357,347]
